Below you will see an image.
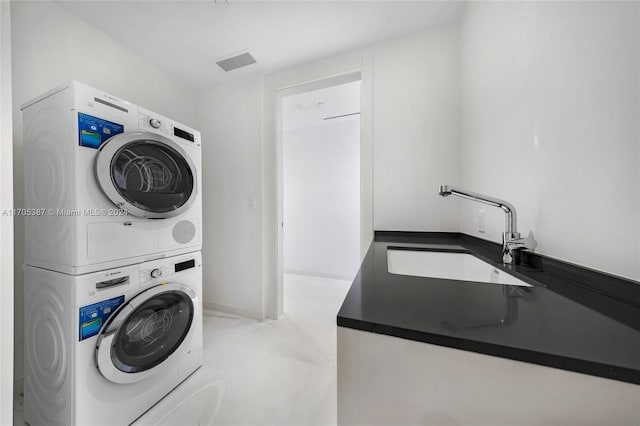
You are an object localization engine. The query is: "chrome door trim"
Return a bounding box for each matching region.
[95,132,197,219]
[95,282,198,384]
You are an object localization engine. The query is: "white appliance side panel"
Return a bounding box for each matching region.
[24,266,75,426]
[23,87,76,268]
[337,327,640,426]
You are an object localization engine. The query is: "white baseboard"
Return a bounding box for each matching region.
[284,270,354,281]
[203,301,263,321]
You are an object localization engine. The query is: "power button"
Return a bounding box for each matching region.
[150,268,162,278]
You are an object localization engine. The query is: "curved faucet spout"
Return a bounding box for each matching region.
[438,185,517,234]
[438,185,536,264]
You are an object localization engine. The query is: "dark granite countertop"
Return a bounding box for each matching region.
[337,232,640,385]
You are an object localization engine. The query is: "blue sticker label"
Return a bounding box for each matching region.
[78,112,124,149]
[79,295,125,341]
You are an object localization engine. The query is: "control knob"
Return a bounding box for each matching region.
[149,118,161,129]
[150,268,162,278]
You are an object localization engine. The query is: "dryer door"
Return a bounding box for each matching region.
[95,283,197,384]
[95,132,197,219]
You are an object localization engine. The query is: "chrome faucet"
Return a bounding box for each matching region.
[438,185,537,264]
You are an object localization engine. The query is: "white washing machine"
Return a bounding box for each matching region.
[24,251,203,426]
[21,81,202,275]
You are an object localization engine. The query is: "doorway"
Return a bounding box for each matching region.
[277,73,362,314]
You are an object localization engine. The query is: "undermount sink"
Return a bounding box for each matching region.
[387,249,532,287]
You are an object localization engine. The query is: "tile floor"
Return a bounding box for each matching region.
[14,274,351,426]
[200,274,351,426]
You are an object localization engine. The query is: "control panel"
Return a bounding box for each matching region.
[138,107,201,147]
[140,264,173,285]
[139,112,170,136]
[140,258,196,285]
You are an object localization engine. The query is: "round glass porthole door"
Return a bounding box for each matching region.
[95,132,197,219]
[95,283,196,384]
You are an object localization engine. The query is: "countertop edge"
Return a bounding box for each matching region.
[337,316,640,386]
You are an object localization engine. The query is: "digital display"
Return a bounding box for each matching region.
[81,318,102,340]
[174,127,195,142]
[175,259,195,273]
[80,129,102,149]
[78,112,124,149]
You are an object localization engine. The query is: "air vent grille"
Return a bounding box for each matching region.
[216,52,257,72]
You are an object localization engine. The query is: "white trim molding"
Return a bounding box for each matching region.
[0,1,14,424]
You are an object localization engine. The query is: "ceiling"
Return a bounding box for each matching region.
[58,0,465,89]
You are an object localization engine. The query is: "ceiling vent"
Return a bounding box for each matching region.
[216,52,257,72]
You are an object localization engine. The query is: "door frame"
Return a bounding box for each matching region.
[262,58,374,320]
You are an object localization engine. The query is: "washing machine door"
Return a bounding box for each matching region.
[95,132,197,219]
[95,283,197,384]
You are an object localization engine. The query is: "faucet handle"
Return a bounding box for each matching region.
[507,231,537,250]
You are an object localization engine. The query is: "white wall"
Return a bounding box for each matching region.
[0,2,14,424]
[267,24,460,318]
[195,74,264,319]
[195,23,461,319]
[267,23,462,233]
[371,25,461,232]
[459,1,640,280]
[283,117,361,279]
[11,0,197,389]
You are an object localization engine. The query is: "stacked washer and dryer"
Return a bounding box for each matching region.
[22,81,204,426]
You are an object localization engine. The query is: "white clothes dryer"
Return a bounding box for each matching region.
[21,81,202,274]
[23,252,203,426]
